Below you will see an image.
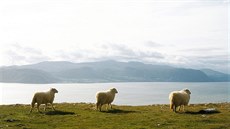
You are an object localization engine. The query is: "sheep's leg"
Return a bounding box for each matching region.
[96,102,99,110]
[178,105,184,112]
[179,105,182,112]
[29,102,35,113]
[110,103,113,109]
[178,106,181,111]
[44,104,47,111]
[99,104,102,112]
[37,103,41,113]
[171,104,175,112]
[106,104,108,110]
[170,103,174,110]
[106,103,112,110]
[51,103,56,111]
[29,107,33,113]
[182,105,185,112]
[96,102,102,111]
[174,106,177,112]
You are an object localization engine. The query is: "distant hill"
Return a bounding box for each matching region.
[200,69,230,82]
[0,60,229,83]
[0,67,60,84]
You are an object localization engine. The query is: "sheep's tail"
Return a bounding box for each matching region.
[169,93,173,109]
[170,100,176,112]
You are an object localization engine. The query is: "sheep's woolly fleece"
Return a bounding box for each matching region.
[96,88,118,111]
[30,88,58,113]
[169,88,191,112]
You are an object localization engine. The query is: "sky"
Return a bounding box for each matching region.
[0,0,229,73]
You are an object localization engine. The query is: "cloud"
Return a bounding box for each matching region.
[178,47,228,58]
[144,41,163,48]
[1,42,229,73]
[179,47,225,53]
[168,54,230,73]
[196,55,229,66]
[0,0,228,73]
[2,43,50,65]
[98,43,165,62]
[2,42,229,73]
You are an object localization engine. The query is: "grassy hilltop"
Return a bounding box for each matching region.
[0,103,229,129]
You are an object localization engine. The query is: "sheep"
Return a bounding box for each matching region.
[96,88,118,111]
[29,88,58,113]
[169,88,191,112]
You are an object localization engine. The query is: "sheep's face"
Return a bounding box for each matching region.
[50,88,58,93]
[183,89,191,94]
[110,88,118,94]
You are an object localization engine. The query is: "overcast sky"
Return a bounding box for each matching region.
[0,0,229,73]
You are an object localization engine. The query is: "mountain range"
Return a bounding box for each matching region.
[0,60,229,83]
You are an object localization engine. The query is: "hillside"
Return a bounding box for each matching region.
[0,103,229,129]
[201,69,230,82]
[0,60,229,83]
[0,67,60,84]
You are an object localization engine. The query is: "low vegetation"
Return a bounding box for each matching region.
[0,103,229,129]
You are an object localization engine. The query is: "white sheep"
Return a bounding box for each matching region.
[30,88,58,113]
[169,88,191,112]
[96,88,118,111]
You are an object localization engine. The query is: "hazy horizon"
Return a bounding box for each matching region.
[0,0,229,73]
[0,59,229,74]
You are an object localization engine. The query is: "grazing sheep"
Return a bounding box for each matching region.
[169,88,191,112]
[96,88,118,111]
[30,88,58,113]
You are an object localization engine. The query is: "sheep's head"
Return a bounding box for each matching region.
[50,88,58,93]
[110,88,118,94]
[183,88,191,94]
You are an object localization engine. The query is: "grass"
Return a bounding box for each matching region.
[0,103,229,129]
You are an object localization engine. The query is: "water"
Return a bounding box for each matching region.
[0,82,229,105]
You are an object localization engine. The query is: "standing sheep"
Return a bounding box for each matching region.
[96,88,118,111]
[30,88,58,113]
[169,88,191,112]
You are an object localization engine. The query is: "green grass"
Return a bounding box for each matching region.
[0,103,229,129]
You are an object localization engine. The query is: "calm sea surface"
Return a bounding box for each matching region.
[0,82,229,105]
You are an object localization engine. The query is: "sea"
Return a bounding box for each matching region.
[0,82,229,105]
